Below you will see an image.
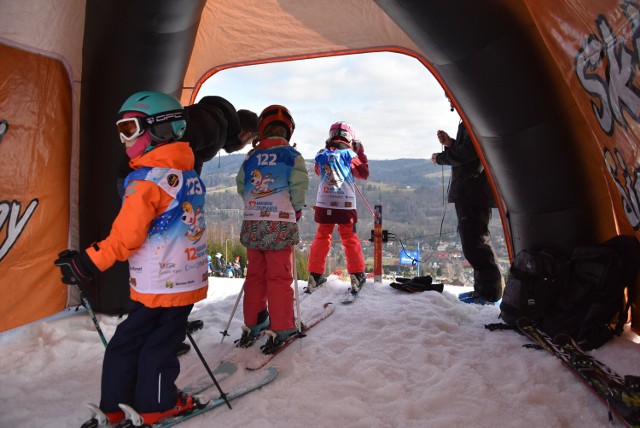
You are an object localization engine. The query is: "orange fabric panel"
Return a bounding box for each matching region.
[523,0,640,331]
[0,43,72,332]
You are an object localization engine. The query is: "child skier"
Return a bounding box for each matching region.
[306,121,369,293]
[235,104,309,354]
[54,91,209,426]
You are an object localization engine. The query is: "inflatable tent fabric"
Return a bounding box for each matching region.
[0,0,638,334]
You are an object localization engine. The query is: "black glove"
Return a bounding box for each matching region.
[54,249,97,285]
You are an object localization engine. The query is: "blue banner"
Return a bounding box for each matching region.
[399,249,420,266]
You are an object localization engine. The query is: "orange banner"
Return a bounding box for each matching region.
[524,0,640,330]
[0,43,72,332]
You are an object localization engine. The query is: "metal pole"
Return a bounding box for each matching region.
[220,283,244,343]
[76,285,108,348]
[292,249,302,331]
[186,331,231,409]
[374,204,383,283]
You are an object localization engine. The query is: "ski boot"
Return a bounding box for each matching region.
[305,273,327,294]
[81,404,124,428]
[350,272,367,294]
[260,327,302,355]
[235,309,270,348]
[117,391,205,427]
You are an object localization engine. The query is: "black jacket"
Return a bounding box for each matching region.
[435,122,496,207]
[182,95,244,174]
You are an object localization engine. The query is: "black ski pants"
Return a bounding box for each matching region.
[455,202,502,301]
[100,301,192,413]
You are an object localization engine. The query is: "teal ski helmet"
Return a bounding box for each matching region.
[117,91,187,143]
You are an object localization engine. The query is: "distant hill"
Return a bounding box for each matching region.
[201,155,448,189]
[201,154,457,242]
[199,154,505,256]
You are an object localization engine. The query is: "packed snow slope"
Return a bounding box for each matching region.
[1,276,638,428]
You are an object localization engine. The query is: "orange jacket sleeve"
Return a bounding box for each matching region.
[85,180,173,271]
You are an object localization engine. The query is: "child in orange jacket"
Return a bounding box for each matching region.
[53,91,240,426]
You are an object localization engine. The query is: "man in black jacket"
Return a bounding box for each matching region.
[431,100,502,304]
[182,95,258,174]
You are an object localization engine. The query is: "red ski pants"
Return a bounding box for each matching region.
[243,247,295,331]
[307,223,365,275]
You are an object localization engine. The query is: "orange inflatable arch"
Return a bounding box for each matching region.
[0,0,638,333]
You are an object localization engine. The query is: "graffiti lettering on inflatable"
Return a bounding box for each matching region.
[0,199,39,261]
[604,148,640,229]
[575,1,640,136]
[575,1,640,229]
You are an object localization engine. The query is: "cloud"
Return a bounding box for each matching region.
[198,52,461,159]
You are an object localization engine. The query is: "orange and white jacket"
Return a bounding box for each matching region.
[85,142,208,308]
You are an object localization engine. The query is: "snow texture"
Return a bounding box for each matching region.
[1,276,638,428]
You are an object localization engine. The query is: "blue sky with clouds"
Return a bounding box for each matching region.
[197,51,461,160]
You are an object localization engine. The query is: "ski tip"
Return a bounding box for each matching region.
[260,366,280,380]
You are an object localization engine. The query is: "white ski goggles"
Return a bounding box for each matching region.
[116,117,146,143]
[117,110,185,144]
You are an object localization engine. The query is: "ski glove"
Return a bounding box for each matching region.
[54,249,98,285]
[352,140,367,162]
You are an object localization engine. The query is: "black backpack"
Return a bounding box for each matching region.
[499,235,640,350]
[499,248,568,328]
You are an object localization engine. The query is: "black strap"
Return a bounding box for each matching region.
[485,323,515,331]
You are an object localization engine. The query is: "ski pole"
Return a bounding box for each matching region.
[351,180,377,220]
[185,331,231,409]
[76,284,108,348]
[219,283,244,343]
[292,250,302,332]
[335,166,377,221]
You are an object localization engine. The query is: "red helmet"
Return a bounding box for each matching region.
[258,105,295,140]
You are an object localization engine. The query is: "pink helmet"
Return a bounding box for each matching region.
[327,121,355,144]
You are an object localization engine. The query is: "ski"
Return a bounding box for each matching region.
[183,360,238,396]
[246,302,336,371]
[517,318,640,427]
[116,367,278,428]
[341,290,359,305]
[81,361,238,427]
[342,274,366,304]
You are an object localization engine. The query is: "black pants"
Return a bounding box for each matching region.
[100,302,192,413]
[455,202,502,301]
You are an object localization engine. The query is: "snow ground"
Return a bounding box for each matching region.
[1,276,638,428]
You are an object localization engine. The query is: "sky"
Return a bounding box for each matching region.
[2,276,639,427]
[197,52,462,160]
